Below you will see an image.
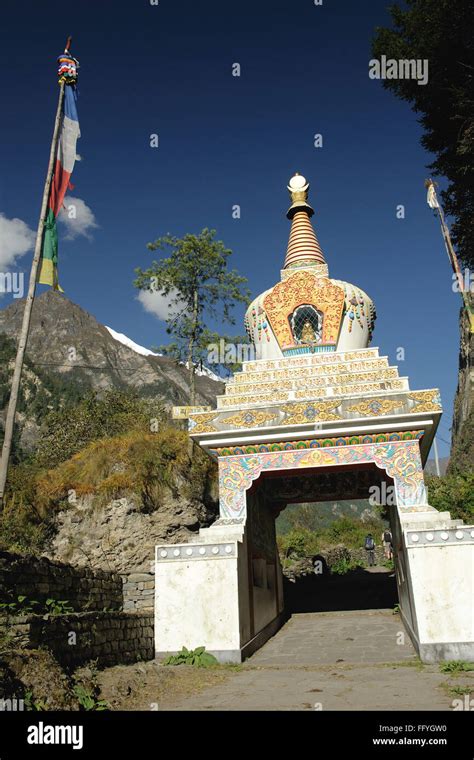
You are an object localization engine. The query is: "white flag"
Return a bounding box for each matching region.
[427,183,439,209]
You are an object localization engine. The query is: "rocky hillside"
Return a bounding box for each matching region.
[49,491,216,575]
[0,291,223,451]
[40,428,219,575]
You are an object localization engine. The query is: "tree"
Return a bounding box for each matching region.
[134,229,250,404]
[372,0,474,267]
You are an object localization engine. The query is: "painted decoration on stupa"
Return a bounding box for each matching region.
[263,271,345,351]
[218,440,427,518]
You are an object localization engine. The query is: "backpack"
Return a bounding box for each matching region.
[383,530,392,543]
[365,536,375,550]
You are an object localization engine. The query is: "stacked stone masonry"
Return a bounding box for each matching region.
[1,612,154,668]
[121,572,155,612]
[0,552,155,669]
[0,551,123,611]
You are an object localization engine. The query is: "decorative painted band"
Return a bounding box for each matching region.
[406,529,474,547]
[156,543,236,562]
[211,430,424,457]
[283,345,335,356]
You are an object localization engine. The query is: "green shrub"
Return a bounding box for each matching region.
[277,514,387,560]
[330,557,364,575]
[0,496,48,554]
[0,594,73,617]
[426,472,474,523]
[439,660,474,675]
[0,595,40,615]
[34,427,194,514]
[72,683,109,711]
[164,646,218,668]
[35,390,167,470]
[24,691,49,711]
[44,599,74,616]
[277,528,319,558]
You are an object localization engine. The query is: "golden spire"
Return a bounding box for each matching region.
[284,173,326,270]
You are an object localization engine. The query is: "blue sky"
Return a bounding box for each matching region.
[0,0,459,457]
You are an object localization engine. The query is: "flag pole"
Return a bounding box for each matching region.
[0,38,72,509]
[425,178,474,331]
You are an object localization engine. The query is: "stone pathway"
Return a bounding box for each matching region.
[164,610,464,711]
[249,609,415,665]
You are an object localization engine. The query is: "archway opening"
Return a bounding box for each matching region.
[245,463,399,618]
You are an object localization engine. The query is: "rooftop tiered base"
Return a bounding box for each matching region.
[188,348,442,465]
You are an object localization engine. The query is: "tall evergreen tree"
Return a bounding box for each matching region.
[372,0,474,267]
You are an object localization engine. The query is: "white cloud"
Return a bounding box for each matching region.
[0,213,35,269]
[137,288,186,321]
[59,196,98,240]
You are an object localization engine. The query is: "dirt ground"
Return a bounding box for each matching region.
[96,607,474,712]
[96,659,239,710]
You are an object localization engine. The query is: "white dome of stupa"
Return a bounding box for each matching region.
[244,173,376,361]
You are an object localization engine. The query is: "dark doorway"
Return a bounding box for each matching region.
[247,463,399,616]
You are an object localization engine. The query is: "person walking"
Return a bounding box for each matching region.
[364,533,376,567]
[381,528,393,560]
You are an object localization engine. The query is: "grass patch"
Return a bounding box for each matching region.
[439,660,474,675]
[380,660,424,671]
[449,685,473,696]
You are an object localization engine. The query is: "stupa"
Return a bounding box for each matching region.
[155,174,474,664]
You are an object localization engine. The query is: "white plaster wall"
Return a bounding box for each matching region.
[335,311,371,351]
[253,562,278,633]
[406,543,474,645]
[237,533,252,646]
[391,507,419,639]
[155,553,241,653]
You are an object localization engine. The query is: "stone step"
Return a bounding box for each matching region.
[230,356,389,385]
[215,378,409,409]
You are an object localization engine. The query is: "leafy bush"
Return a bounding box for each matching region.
[0,594,73,617]
[277,514,387,561]
[330,557,364,575]
[277,528,319,558]
[35,390,166,470]
[327,515,384,549]
[24,691,48,711]
[0,595,40,615]
[44,599,74,616]
[426,472,474,523]
[0,494,48,554]
[72,683,108,711]
[34,427,193,514]
[164,646,218,668]
[448,407,474,476]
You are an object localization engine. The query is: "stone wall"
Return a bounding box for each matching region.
[1,612,154,669]
[0,552,123,612]
[122,572,154,612]
[349,546,388,565]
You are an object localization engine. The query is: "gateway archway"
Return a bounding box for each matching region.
[155,172,474,663]
[247,463,398,618]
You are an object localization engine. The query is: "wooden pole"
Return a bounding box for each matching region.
[426,179,474,331]
[0,49,69,508]
[433,437,441,477]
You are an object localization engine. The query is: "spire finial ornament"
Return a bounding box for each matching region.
[284,172,326,270]
[287,173,314,219]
